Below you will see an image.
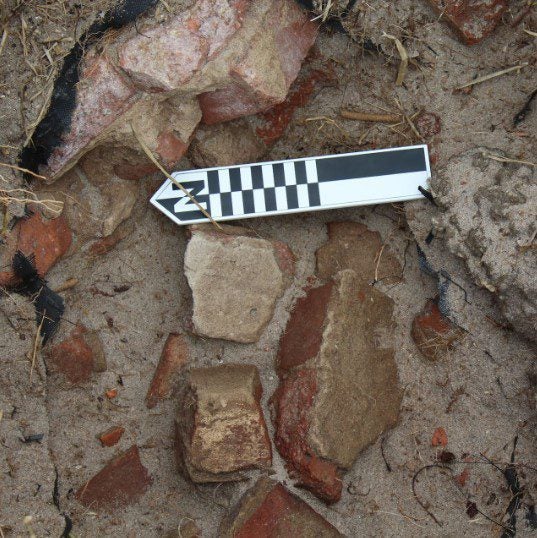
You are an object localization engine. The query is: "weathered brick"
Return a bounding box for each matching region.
[45,325,106,384]
[118,20,208,92]
[276,282,333,374]
[146,333,189,409]
[220,477,342,537]
[411,299,464,361]
[272,369,342,504]
[316,221,401,284]
[426,0,508,45]
[0,209,72,287]
[273,266,402,503]
[76,446,152,512]
[118,0,249,92]
[175,364,271,483]
[185,224,294,343]
[155,131,189,167]
[188,120,265,168]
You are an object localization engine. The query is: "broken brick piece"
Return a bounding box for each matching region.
[185,224,294,343]
[316,221,401,284]
[411,299,464,361]
[99,426,125,447]
[146,333,189,409]
[198,0,317,124]
[272,369,342,504]
[76,445,152,512]
[0,210,72,287]
[45,325,106,384]
[425,0,508,45]
[272,269,402,504]
[431,427,448,447]
[219,477,342,537]
[175,364,272,483]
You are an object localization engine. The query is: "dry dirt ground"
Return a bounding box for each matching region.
[1,1,536,537]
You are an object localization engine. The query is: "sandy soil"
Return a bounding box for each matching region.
[1,1,536,537]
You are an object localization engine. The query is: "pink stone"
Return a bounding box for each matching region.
[118,19,208,92]
[45,55,137,177]
[189,0,251,59]
[198,0,318,124]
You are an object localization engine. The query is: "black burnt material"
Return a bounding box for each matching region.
[11,251,64,344]
[19,0,159,177]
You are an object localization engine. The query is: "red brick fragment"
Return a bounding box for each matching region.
[45,325,105,384]
[220,477,342,537]
[426,0,508,45]
[105,388,118,399]
[272,369,342,504]
[276,283,333,374]
[76,446,152,512]
[431,427,448,447]
[99,426,125,447]
[411,299,464,361]
[455,468,470,487]
[256,68,331,145]
[146,333,189,409]
[156,131,189,167]
[0,209,72,287]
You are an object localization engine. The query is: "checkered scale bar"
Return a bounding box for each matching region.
[151,145,430,225]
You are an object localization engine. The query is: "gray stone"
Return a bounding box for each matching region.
[431,148,536,342]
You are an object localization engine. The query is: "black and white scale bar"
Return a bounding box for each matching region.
[150,145,431,225]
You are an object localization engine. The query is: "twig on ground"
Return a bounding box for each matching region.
[29,313,44,382]
[0,162,47,180]
[412,464,449,526]
[0,187,64,216]
[381,436,392,472]
[455,63,528,90]
[130,123,222,230]
[481,152,535,167]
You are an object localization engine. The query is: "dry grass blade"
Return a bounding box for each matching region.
[130,123,222,230]
[311,0,334,22]
[0,162,47,180]
[481,152,535,167]
[29,314,44,382]
[455,63,528,89]
[383,33,408,86]
[523,29,537,37]
[0,186,64,216]
[0,27,7,59]
[340,109,401,123]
